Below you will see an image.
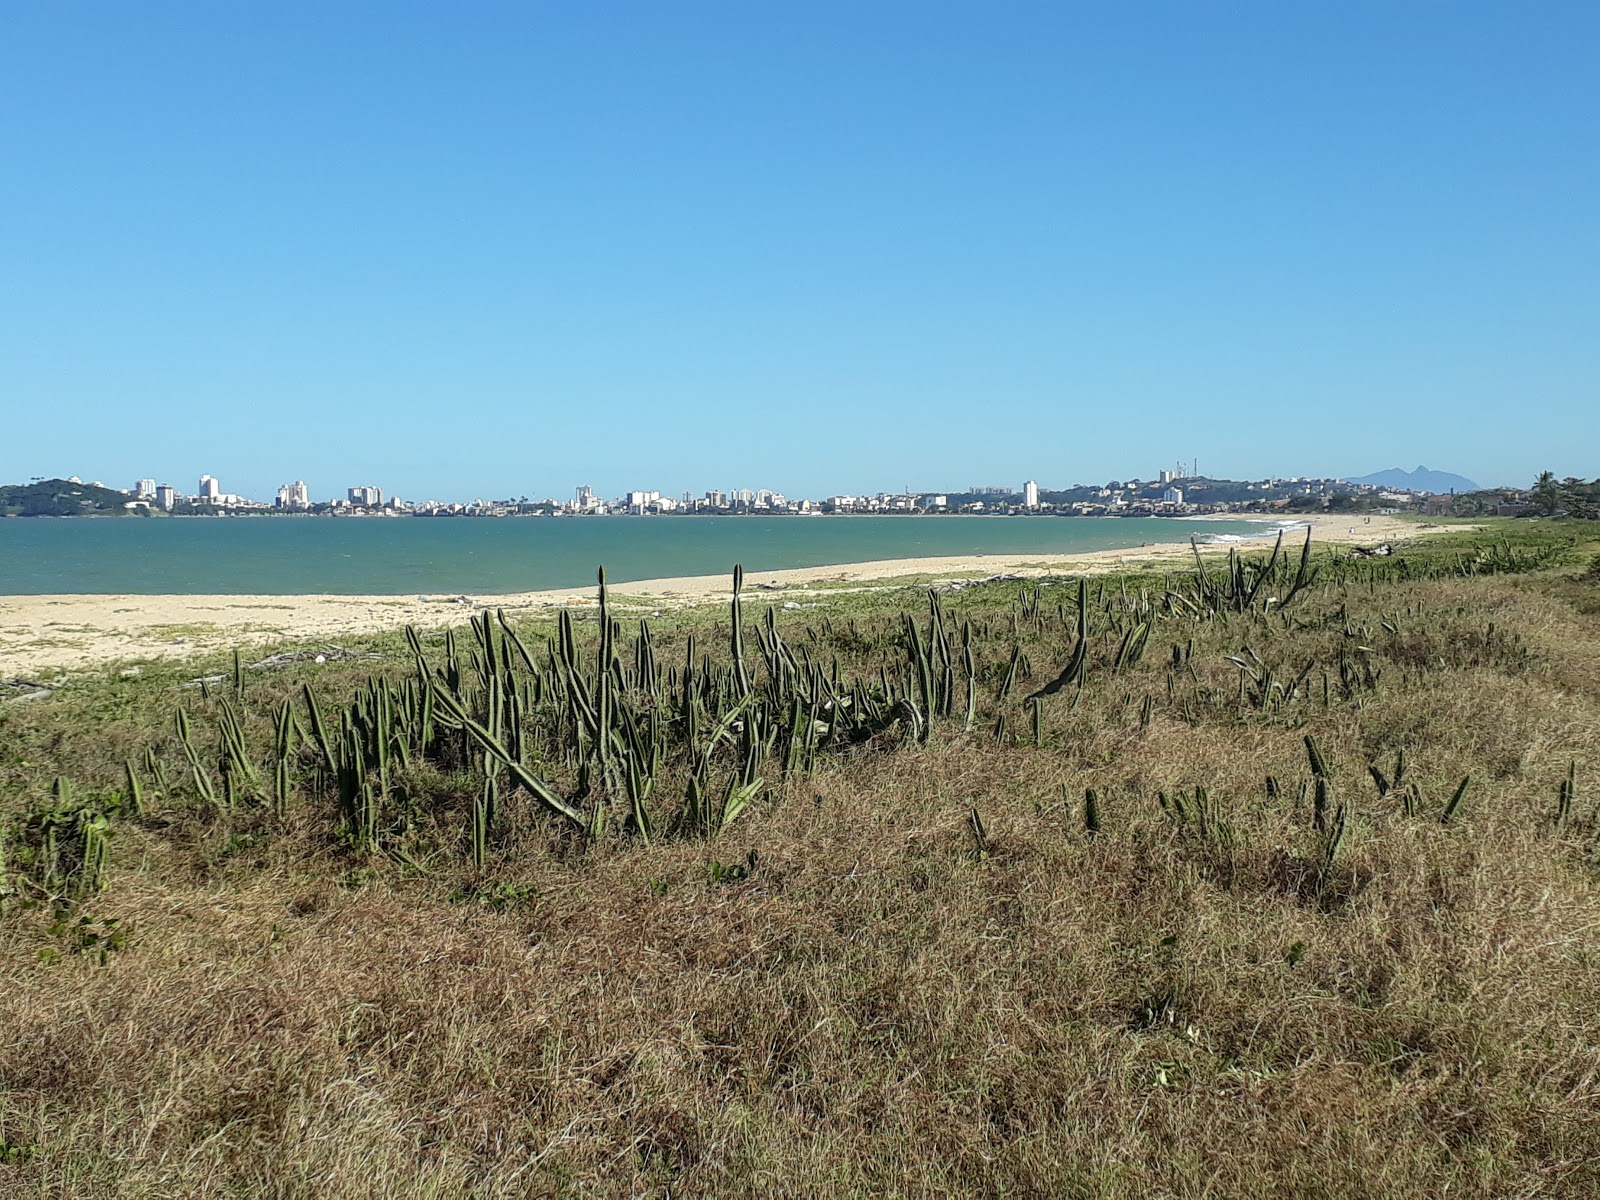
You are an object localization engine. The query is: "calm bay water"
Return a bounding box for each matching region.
[0,515,1276,595]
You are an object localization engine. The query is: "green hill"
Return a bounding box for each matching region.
[0,478,139,517]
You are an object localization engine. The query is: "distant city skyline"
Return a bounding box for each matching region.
[7,453,1525,510]
[9,454,1497,515]
[13,458,1477,519]
[4,6,1595,497]
[120,458,1239,506]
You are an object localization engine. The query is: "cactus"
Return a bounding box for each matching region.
[1368,764,1391,798]
[1026,581,1090,700]
[175,709,219,808]
[472,773,495,872]
[1323,802,1347,867]
[429,682,588,830]
[303,686,335,772]
[216,699,260,803]
[967,806,990,860]
[731,564,750,697]
[1556,761,1576,827]
[719,777,762,835]
[1304,735,1329,779]
[123,760,145,817]
[997,645,1021,702]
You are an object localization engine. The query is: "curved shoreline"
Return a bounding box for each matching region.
[0,514,1432,676]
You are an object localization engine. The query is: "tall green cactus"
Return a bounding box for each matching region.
[731,564,750,697]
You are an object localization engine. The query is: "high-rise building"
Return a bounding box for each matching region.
[1023,480,1040,509]
[276,481,311,509]
[348,485,383,507]
[154,485,177,510]
[134,478,156,499]
[199,474,221,502]
[625,490,661,513]
[575,484,595,509]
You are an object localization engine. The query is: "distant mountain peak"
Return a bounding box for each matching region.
[1347,466,1480,494]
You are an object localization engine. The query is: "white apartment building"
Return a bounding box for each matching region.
[1023,480,1040,509]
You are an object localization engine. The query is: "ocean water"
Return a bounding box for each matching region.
[0,514,1279,595]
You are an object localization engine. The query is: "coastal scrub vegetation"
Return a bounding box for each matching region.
[2,521,1600,1196]
[0,479,143,518]
[1443,471,1600,520]
[1530,471,1600,518]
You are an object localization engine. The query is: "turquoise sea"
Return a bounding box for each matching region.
[0,515,1279,595]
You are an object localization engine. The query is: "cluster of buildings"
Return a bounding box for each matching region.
[130,475,266,512]
[823,493,942,513]
[126,475,402,514]
[558,486,817,515]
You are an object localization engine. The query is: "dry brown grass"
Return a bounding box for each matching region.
[4,562,1600,1197]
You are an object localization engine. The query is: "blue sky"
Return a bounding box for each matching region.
[3,2,1595,500]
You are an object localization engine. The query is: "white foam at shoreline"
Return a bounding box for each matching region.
[1195,520,1311,546]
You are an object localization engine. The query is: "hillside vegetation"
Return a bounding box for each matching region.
[2,524,1599,1197]
[0,478,139,517]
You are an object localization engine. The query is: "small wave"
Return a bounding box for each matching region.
[1195,522,1310,546]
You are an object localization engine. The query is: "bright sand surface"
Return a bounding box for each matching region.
[1,514,1437,678]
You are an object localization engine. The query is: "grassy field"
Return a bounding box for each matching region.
[3,521,1600,1197]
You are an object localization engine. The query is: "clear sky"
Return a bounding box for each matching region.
[3,2,1595,501]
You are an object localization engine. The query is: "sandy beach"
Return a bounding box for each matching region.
[0,514,1434,677]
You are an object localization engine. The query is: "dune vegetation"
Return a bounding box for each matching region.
[2,522,1599,1197]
